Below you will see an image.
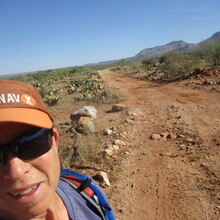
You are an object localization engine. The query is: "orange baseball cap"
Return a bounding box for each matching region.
[0,79,53,129]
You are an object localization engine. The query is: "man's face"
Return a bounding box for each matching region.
[0,123,60,219]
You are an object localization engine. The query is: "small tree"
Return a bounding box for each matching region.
[195,38,220,66]
[159,52,198,78]
[129,61,142,70]
[117,59,125,66]
[142,56,157,69]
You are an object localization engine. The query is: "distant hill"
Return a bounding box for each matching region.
[126,41,197,62]
[86,31,220,66]
[210,31,220,40]
[0,71,37,79]
[198,31,220,45]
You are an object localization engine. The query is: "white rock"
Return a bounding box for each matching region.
[150,134,161,140]
[70,106,97,121]
[102,149,114,157]
[93,171,111,187]
[103,128,113,135]
[112,145,120,151]
[114,139,126,146]
[105,144,114,151]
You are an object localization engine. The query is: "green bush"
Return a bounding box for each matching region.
[142,56,157,69]
[194,38,220,66]
[159,52,199,79]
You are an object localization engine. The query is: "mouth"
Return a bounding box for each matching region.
[10,184,39,199]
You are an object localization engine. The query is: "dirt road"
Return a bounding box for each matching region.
[98,69,220,220]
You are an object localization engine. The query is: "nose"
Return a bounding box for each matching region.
[2,152,31,180]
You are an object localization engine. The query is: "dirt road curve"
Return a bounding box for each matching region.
[99,69,220,220]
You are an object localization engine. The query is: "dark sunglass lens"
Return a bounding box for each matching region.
[0,148,7,169]
[11,129,53,160]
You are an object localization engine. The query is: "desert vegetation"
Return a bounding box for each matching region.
[10,37,220,173]
[12,66,123,176]
[13,66,121,106]
[112,38,220,82]
[9,38,220,219]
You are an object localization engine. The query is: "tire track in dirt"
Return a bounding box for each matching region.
[98,69,220,220]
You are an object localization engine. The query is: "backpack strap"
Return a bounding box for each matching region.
[60,169,115,220]
[61,175,94,197]
[60,176,106,220]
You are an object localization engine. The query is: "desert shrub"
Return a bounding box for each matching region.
[11,74,33,83]
[110,66,121,71]
[33,82,48,98]
[33,82,62,106]
[44,94,61,106]
[194,38,220,66]
[88,71,101,78]
[142,56,157,69]
[159,52,199,79]
[64,70,121,104]
[89,87,122,104]
[128,61,142,70]
[71,134,104,167]
[117,59,126,66]
[32,71,49,81]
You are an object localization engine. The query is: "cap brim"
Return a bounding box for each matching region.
[0,108,53,129]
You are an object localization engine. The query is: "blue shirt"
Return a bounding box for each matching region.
[56,178,102,220]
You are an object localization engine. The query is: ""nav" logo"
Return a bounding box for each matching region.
[0,94,20,104]
[0,93,36,106]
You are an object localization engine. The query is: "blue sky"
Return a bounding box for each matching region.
[0,0,219,75]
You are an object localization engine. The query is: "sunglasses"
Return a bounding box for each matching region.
[0,128,53,169]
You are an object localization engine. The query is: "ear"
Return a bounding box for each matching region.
[52,127,59,152]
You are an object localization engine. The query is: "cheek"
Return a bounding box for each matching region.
[38,146,60,181]
[32,146,60,187]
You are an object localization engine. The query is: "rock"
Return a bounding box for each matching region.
[111,104,127,112]
[126,107,143,116]
[114,139,126,146]
[103,128,113,135]
[160,132,169,138]
[104,144,114,150]
[119,132,127,138]
[167,133,177,139]
[105,144,119,151]
[178,144,185,150]
[102,149,114,157]
[112,145,120,151]
[75,117,95,134]
[150,134,161,140]
[177,134,185,138]
[125,119,135,124]
[70,106,97,122]
[93,171,111,187]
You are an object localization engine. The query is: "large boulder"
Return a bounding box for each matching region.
[75,117,95,134]
[70,106,97,122]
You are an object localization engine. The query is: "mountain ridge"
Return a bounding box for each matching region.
[86,31,220,66]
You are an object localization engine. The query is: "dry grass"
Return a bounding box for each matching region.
[58,132,105,169]
[74,134,104,165]
[88,87,123,104]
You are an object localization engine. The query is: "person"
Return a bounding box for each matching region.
[0,79,114,220]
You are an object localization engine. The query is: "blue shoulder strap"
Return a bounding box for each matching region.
[60,169,116,220]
